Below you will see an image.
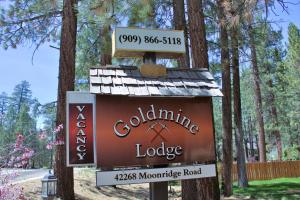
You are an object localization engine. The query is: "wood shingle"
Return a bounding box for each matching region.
[90,66,222,97]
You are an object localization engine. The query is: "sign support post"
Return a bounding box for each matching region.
[142,52,168,200]
[150,176,168,200]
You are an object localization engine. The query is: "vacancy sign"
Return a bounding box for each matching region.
[112,27,185,58]
[96,164,216,186]
[66,91,96,166]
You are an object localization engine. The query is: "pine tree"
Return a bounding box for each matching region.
[231,25,248,187]
[182,0,220,199]
[0,92,8,127]
[11,81,32,114]
[247,21,267,162]
[255,23,284,161]
[172,0,189,68]
[218,0,233,196]
[0,92,9,146]
[284,23,300,154]
[0,0,62,51]
[55,0,78,198]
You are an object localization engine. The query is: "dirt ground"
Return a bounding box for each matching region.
[20,168,250,199]
[20,168,182,200]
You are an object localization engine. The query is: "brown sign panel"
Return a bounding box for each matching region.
[96,96,216,168]
[66,92,96,166]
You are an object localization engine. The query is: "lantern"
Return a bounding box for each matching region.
[41,170,57,199]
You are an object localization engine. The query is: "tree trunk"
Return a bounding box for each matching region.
[231,27,248,188]
[218,1,232,195]
[182,0,220,199]
[248,23,267,162]
[243,119,250,160]
[55,0,77,199]
[100,54,112,66]
[182,171,220,200]
[244,138,249,160]
[266,69,282,160]
[187,0,208,68]
[248,117,255,160]
[173,0,190,68]
[100,25,112,66]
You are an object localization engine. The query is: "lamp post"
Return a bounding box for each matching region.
[41,170,57,200]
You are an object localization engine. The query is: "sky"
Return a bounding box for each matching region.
[0,44,59,104]
[0,1,300,106]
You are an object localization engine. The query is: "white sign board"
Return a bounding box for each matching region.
[96,164,216,186]
[112,27,185,58]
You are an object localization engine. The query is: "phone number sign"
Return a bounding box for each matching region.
[112,27,185,58]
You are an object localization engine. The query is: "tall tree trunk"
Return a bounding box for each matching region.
[244,138,249,160]
[248,23,267,162]
[187,0,208,68]
[218,0,232,195]
[266,78,282,160]
[248,117,255,160]
[100,25,112,66]
[231,26,248,188]
[182,0,220,199]
[55,0,77,199]
[100,53,112,66]
[173,0,190,68]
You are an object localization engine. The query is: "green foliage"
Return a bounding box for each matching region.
[233,178,300,200]
[0,81,55,168]
[0,92,9,126]
[128,0,158,28]
[11,80,33,113]
[238,17,300,160]
[254,22,286,155]
[283,23,300,141]
[1,81,35,144]
[75,0,128,89]
[213,97,222,161]
[283,145,299,161]
[0,0,62,50]
[40,101,56,130]
[15,104,35,135]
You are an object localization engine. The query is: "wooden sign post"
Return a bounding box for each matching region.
[142,52,168,200]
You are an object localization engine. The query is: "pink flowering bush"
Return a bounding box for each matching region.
[0,169,26,200]
[7,133,34,168]
[0,124,64,200]
[38,124,64,150]
[0,133,33,200]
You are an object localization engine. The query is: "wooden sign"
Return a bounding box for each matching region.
[112,27,185,58]
[96,164,216,186]
[96,96,216,168]
[66,92,96,166]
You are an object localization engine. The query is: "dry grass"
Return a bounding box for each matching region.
[20,168,182,200]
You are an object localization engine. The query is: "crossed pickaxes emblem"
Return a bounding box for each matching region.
[146,121,170,143]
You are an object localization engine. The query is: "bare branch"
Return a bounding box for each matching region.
[50,45,60,50]
[31,24,60,64]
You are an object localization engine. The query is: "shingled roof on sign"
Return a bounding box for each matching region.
[89,66,222,97]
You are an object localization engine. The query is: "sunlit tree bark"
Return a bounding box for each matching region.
[55,0,77,199]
